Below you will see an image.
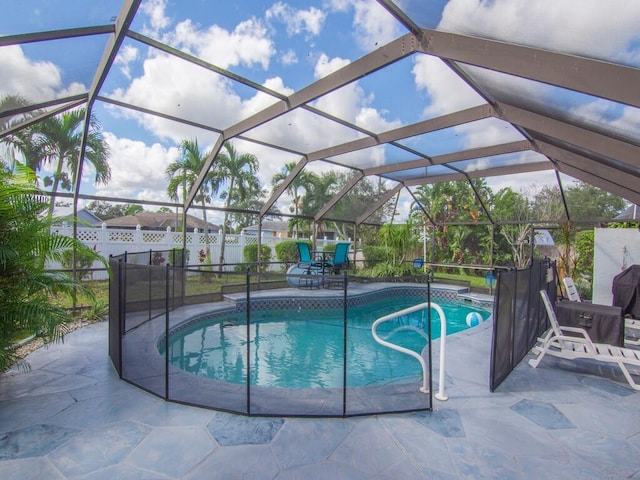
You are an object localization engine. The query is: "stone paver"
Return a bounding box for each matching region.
[1,319,640,479]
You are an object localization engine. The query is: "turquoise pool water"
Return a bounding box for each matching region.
[166,297,489,388]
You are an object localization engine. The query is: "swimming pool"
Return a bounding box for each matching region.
[163,295,489,389]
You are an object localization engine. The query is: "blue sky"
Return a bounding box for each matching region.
[2,0,639,223]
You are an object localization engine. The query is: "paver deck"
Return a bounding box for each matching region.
[2,310,640,478]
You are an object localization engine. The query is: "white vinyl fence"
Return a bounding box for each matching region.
[49,224,338,280]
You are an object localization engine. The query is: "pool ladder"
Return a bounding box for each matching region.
[371,302,448,401]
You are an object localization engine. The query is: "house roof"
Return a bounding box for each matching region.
[50,205,103,225]
[614,205,640,221]
[102,212,218,231]
[243,221,290,232]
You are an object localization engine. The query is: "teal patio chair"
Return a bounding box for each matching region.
[296,242,325,272]
[328,242,350,274]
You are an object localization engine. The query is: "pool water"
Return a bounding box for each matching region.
[166,297,489,388]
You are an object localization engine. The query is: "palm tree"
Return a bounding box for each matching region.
[166,138,215,263]
[0,94,42,170]
[271,161,313,238]
[214,142,258,265]
[301,170,335,238]
[32,108,110,217]
[0,164,105,370]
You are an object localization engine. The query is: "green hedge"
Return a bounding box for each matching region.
[242,243,272,272]
[361,245,388,269]
[275,240,308,270]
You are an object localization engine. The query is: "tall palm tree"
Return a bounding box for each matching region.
[166,138,215,263]
[0,94,42,170]
[214,142,258,265]
[271,161,313,238]
[34,108,110,217]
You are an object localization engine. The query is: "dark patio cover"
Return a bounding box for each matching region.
[612,265,640,318]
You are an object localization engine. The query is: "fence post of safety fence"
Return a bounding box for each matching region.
[246,268,252,415]
[164,263,170,401]
[342,273,348,416]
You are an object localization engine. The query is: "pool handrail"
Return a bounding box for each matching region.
[371,302,448,401]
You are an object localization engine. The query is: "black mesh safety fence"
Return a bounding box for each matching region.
[109,255,441,416]
[344,275,433,416]
[490,258,557,392]
[108,257,122,376]
[120,263,167,398]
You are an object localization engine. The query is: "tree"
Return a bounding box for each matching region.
[0,95,44,171]
[213,142,258,265]
[564,181,626,220]
[86,200,143,220]
[166,138,215,262]
[271,161,314,238]
[27,108,111,217]
[301,170,336,238]
[0,164,105,370]
[226,182,265,233]
[412,180,487,266]
[327,171,390,241]
[531,184,565,222]
[378,221,419,267]
[491,187,533,268]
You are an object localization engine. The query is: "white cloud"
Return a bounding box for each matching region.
[569,99,640,141]
[114,44,139,79]
[0,46,66,103]
[108,52,244,142]
[412,55,485,118]
[439,0,640,65]
[266,2,326,37]
[280,49,298,66]
[93,133,179,203]
[328,0,401,51]
[313,53,350,78]
[456,117,525,150]
[169,17,274,70]
[139,0,171,37]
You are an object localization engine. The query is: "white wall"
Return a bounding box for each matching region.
[593,227,640,304]
[48,224,340,280]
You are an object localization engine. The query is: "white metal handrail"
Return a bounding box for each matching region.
[371,302,448,400]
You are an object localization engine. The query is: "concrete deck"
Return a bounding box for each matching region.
[1,314,640,478]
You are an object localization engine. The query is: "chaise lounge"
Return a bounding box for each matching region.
[529,289,640,390]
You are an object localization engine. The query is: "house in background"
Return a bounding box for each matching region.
[102,212,219,232]
[242,220,337,240]
[242,220,290,238]
[51,204,103,226]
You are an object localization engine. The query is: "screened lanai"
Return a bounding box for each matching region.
[1,0,639,243]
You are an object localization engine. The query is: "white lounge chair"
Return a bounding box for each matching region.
[562,277,581,302]
[529,290,640,390]
[563,277,640,346]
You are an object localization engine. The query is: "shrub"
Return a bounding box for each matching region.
[242,243,272,272]
[60,247,99,280]
[369,263,416,278]
[275,240,305,270]
[0,165,107,371]
[362,245,388,269]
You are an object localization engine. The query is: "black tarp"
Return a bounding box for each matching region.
[612,265,640,318]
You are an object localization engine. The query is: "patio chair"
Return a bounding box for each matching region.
[327,242,350,274]
[529,290,640,390]
[563,277,640,345]
[562,277,581,302]
[296,242,325,273]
